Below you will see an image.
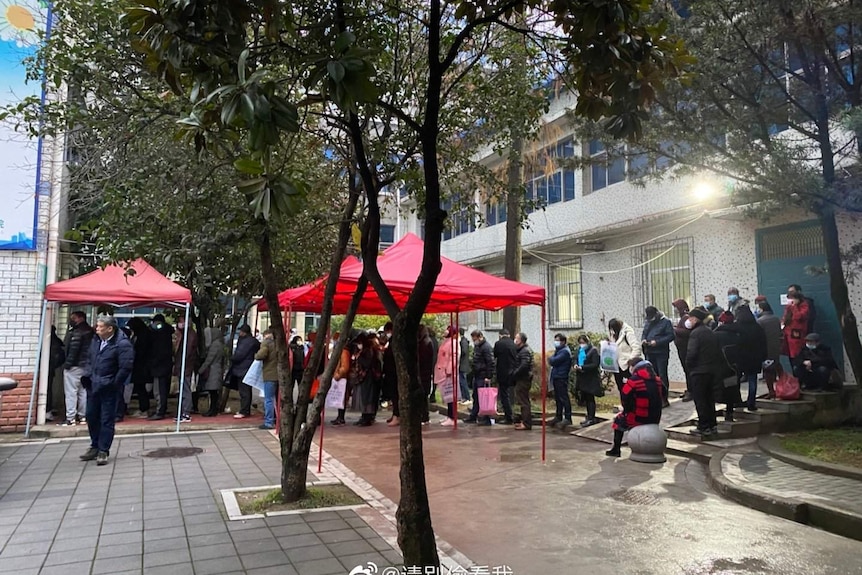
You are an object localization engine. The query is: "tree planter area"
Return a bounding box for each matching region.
[221,479,366,521]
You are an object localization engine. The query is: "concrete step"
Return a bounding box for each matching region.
[666,425,733,444]
[717,418,761,438]
[731,407,788,432]
[664,438,723,465]
[754,398,816,415]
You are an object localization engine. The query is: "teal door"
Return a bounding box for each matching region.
[756,221,844,369]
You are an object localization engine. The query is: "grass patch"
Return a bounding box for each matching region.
[780,427,862,469]
[236,484,364,515]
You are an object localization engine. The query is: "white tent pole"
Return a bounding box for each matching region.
[36,302,54,426]
[25,299,49,438]
[176,303,191,433]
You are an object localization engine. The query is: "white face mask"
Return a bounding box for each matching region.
[579,343,588,349]
[684,319,696,330]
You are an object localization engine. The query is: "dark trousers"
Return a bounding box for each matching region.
[237,377,252,415]
[552,378,571,421]
[514,379,532,428]
[386,378,400,417]
[797,365,832,390]
[582,393,596,421]
[498,381,514,422]
[613,368,631,395]
[133,381,150,413]
[155,376,170,416]
[690,372,717,431]
[87,386,118,454]
[646,353,670,398]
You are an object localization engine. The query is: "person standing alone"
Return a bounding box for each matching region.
[61,311,94,427]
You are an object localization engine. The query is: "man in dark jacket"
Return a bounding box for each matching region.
[80,315,134,466]
[61,311,94,426]
[794,333,839,390]
[671,299,693,402]
[458,327,470,403]
[232,324,261,418]
[641,306,675,406]
[466,330,495,424]
[512,333,535,431]
[147,314,175,420]
[548,333,574,427]
[685,307,722,436]
[493,329,517,425]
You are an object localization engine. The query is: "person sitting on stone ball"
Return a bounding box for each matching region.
[606,357,665,458]
[793,333,840,391]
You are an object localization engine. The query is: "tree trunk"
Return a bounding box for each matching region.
[276,170,362,503]
[818,206,862,383]
[503,136,523,336]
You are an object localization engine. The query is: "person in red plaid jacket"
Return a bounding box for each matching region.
[606,357,664,457]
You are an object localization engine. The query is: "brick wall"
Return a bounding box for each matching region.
[0,248,44,432]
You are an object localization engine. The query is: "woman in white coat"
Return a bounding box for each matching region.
[434,326,461,426]
[608,318,643,397]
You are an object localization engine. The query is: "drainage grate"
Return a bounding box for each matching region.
[140,447,204,459]
[607,488,663,506]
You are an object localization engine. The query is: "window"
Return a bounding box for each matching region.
[443,195,475,240]
[485,201,506,226]
[586,140,626,193]
[635,239,694,322]
[549,259,583,328]
[379,224,395,246]
[525,138,577,211]
[484,308,503,330]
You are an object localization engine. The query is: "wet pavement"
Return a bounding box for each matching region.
[317,412,862,575]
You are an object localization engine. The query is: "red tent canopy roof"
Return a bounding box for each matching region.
[44,259,192,307]
[266,234,545,314]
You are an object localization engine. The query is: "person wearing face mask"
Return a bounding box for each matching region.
[547,333,574,428]
[671,299,693,402]
[607,318,642,397]
[726,287,749,318]
[756,300,781,399]
[253,329,279,429]
[685,307,722,437]
[793,333,840,391]
[787,284,817,334]
[573,334,602,427]
[61,311,94,426]
[641,306,674,407]
[511,332,534,431]
[781,291,810,363]
[702,294,724,325]
[493,328,517,425]
[465,330,495,424]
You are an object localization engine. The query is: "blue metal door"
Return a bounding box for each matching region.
[756,221,844,368]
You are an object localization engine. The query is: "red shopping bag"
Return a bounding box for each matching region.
[774,368,800,400]
[478,387,498,416]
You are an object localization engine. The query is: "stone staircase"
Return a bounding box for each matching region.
[664,383,861,444]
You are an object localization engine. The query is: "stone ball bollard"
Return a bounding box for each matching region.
[627,423,667,464]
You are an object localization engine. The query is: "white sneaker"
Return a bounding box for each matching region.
[440,418,454,427]
[233,413,247,419]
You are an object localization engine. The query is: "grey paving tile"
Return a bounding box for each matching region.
[143,526,185,542]
[96,541,143,560]
[283,544,334,563]
[190,544,237,562]
[277,533,323,550]
[193,555,243,575]
[293,557,345,575]
[100,520,144,535]
[188,532,233,547]
[48,535,94,553]
[92,555,142,575]
[235,537,282,554]
[264,514,305,527]
[270,523,314,537]
[143,516,185,530]
[239,549,290,570]
[141,563,193,575]
[143,548,191,568]
[308,519,351,533]
[316,529,363,544]
[0,539,51,557]
[142,536,188,554]
[98,531,143,547]
[247,565,298,575]
[366,537,396,553]
[42,546,97,566]
[328,539,376,557]
[35,562,88,575]
[185,521,227,537]
[230,528,274,543]
[0,554,44,573]
[337,551,388,571]
[380,549,403,564]
[302,511,342,523]
[7,529,56,543]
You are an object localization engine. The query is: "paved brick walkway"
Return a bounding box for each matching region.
[0,430,402,575]
[723,450,862,515]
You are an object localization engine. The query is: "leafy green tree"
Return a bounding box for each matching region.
[587,0,862,381]
[124,0,687,567]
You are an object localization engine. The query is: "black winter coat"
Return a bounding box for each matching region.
[417,335,434,390]
[494,337,517,385]
[231,334,260,378]
[686,324,724,376]
[511,344,533,384]
[130,329,152,384]
[718,321,767,374]
[149,321,175,378]
[575,345,603,396]
[673,315,691,371]
[63,322,94,369]
[472,339,495,381]
[85,331,134,395]
[793,344,838,373]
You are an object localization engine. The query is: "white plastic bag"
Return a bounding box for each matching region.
[326,378,347,409]
[242,360,265,391]
[600,341,620,373]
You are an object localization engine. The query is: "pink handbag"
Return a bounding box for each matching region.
[478,387,498,416]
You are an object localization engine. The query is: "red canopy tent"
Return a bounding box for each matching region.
[269,234,552,462]
[28,260,194,436]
